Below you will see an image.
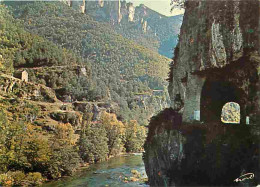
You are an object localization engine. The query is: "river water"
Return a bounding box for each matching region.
[43,154,148,187]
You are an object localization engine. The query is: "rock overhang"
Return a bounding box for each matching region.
[169,0,260,124]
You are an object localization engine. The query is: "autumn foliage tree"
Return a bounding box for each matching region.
[100,112,126,157]
[125,120,147,152]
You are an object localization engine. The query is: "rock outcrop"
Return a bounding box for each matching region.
[168,0,260,124]
[73,101,119,121]
[0,73,58,103]
[65,0,122,22]
[71,0,85,13]
[144,0,260,186]
[144,109,260,186]
[127,2,135,22]
[65,0,182,58]
[141,19,147,33]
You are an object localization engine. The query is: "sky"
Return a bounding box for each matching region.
[128,0,184,16]
[0,0,184,16]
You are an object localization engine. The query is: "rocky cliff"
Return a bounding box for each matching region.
[169,0,260,124]
[0,72,119,131]
[144,109,260,186]
[64,0,182,58]
[144,0,260,186]
[67,0,122,23]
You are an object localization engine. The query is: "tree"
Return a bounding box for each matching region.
[100,112,125,157]
[78,122,109,163]
[171,0,186,12]
[125,120,146,152]
[47,123,81,178]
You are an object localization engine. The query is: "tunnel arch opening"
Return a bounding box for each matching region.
[200,80,244,124]
[221,102,240,124]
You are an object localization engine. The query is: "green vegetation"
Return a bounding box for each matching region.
[78,111,146,164]
[5,1,170,125]
[0,6,82,69]
[0,96,146,185]
[0,4,147,184]
[0,109,79,185]
[0,5,94,102]
[85,2,182,58]
[0,2,166,185]
[116,8,182,58]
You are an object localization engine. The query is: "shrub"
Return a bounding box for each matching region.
[0,173,14,186]
[23,172,44,186]
[8,171,25,186]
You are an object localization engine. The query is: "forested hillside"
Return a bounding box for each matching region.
[114,5,183,58]
[0,4,94,102]
[0,5,147,185]
[5,1,171,125]
[0,1,174,185]
[84,2,183,58]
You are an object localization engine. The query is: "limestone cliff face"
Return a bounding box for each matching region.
[82,0,122,24]
[98,0,104,8]
[169,0,260,123]
[144,1,260,186]
[141,19,147,33]
[144,109,260,186]
[62,1,182,58]
[127,2,135,22]
[71,0,85,13]
[67,0,122,21]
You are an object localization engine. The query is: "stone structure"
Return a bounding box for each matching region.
[0,74,57,102]
[33,89,41,97]
[78,67,87,76]
[168,0,260,124]
[21,70,28,82]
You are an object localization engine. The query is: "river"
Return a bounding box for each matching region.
[43,154,148,187]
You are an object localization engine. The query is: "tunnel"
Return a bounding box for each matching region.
[200,79,245,124]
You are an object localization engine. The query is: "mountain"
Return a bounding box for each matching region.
[0,1,179,184]
[0,0,180,185]
[115,4,183,58]
[0,5,147,185]
[0,2,91,100]
[65,0,183,58]
[4,1,172,125]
